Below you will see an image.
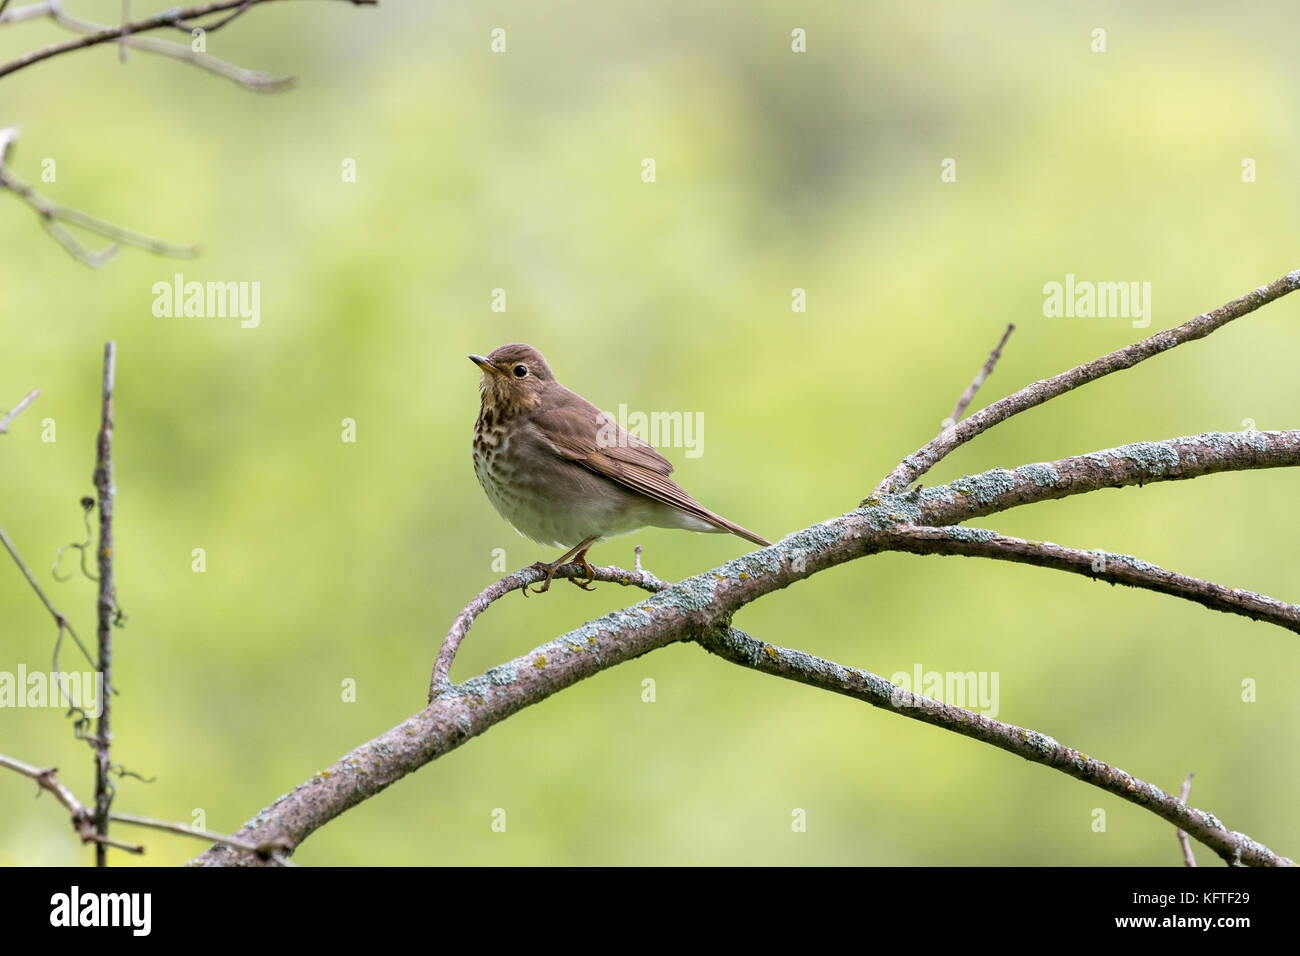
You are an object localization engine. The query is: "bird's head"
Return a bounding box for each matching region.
[469,343,556,415]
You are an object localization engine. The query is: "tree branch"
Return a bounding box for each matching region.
[694,627,1291,867]
[165,271,1299,866]
[431,557,668,690]
[0,753,292,860]
[949,322,1014,424]
[0,0,378,81]
[0,387,38,434]
[92,341,118,867]
[903,430,1300,525]
[875,270,1300,494]
[1176,772,1197,867]
[883,525,1300,633]
[0,126,198,266]
[50,3,295,91]
[0,754,144,853]
[191,420,1300,866]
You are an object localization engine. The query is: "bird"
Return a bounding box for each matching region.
[470,344,770,593]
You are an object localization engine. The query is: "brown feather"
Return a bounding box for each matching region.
[530,387,771,547]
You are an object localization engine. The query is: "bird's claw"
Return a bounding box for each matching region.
[522,561,558,597]
[567,552,597,590]
[520,550,596,595]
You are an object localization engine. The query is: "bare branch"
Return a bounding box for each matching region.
[0,754,143,853]
[875,270,1300,494]
[0,0,378,81]
[92,341,118,867]
[0,523,95,668]
[0,387,38,433]
[167,274,1300,865]
[1177,773,1197,867]
[905,430,1300,525]
[50,4,295,91]
[0,754,289,859]
[110,812,295,863]
[0,2,54,27]
[192,419,1300,865]
[0,128,198,265]
[883,525,1300,634]
[431,556,668,690]
[694,628,1291,867]
[949,323,1014,424]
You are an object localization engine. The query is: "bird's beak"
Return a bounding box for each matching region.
[469,355,505,376]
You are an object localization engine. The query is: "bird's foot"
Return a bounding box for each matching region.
[522,559,561,596]
[567,549,597,591]
[520,536,601,596]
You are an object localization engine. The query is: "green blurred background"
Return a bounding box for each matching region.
[2,1,1297,866]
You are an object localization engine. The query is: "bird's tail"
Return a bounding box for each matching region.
[707,513,771,548]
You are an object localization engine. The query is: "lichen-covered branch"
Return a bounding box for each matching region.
[694,628,1291,867]
[902,430,1300,525]
[883,525,1300,633]
[431,558,668,690]
[875,271,1300,495]
[192,424,1300,866]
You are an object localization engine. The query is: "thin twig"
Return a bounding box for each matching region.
[875,270,1300,494]
[173,0,255,33]
[904,430,1300,525]
[110,812,296,864]
[0,754,288,859]
[1177,773,1197,866]
[0,129,197,266]
[431,561,667,691]
[0,754,143,853]
[92,341,117,867]
[694,628,1288,866]
[0,387,38,433]
[883,525,1300,634]
[949,323,1014,425]
[51,4,295,91]
[0,523,95,667]
[0,0,378,81]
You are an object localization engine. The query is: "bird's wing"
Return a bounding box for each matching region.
[527,388,770,547]
[529,387,675,475]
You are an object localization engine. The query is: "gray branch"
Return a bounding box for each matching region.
[192,429,1300,866]
[141,269,1300,867]
[0,0,378,81]
[875,270,1300,494]
[694,628,1289,867]
[883,524,1300,633]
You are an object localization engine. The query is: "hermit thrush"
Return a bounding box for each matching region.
[470,344,770,593]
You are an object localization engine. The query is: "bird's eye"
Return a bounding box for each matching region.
[513,365,528,378]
